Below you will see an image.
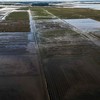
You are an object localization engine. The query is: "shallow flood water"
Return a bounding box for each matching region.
[0,9,47,100]
[0,31,46,100]
[64,18,100,32]
[75,4,100,10]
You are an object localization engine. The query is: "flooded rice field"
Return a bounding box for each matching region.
[0,32,29,54]
[0,6,100,100]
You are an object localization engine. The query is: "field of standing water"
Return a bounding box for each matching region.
[0,5,100,100]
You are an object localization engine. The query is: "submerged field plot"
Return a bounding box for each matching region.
[64,18,100,32]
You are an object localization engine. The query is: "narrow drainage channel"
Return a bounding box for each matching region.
[28,9,50,100]
[28,9,34,41]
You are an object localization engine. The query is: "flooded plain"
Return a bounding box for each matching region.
[64,18,100,46]
[75,3,100,10]
[0,6,100,100]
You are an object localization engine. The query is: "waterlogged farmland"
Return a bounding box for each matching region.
[0,6,100,100]
[0,7,48,100]
[64,18,100,32]
[32,7,100,100]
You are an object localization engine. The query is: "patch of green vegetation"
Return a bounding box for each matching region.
[0,21,30,32]
[41,29,66,37]
[0,12,30,32]
[34,16,53,20]
[6,12,29,21]
[17,7,29,10]
[30,7,51,16]
[43,8,86,19]
[41,29,79,38]
[44,7,100,21]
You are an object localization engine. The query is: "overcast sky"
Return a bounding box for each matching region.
[1,0,66,1]
[0,0,63,1]
[0,0,83,1]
